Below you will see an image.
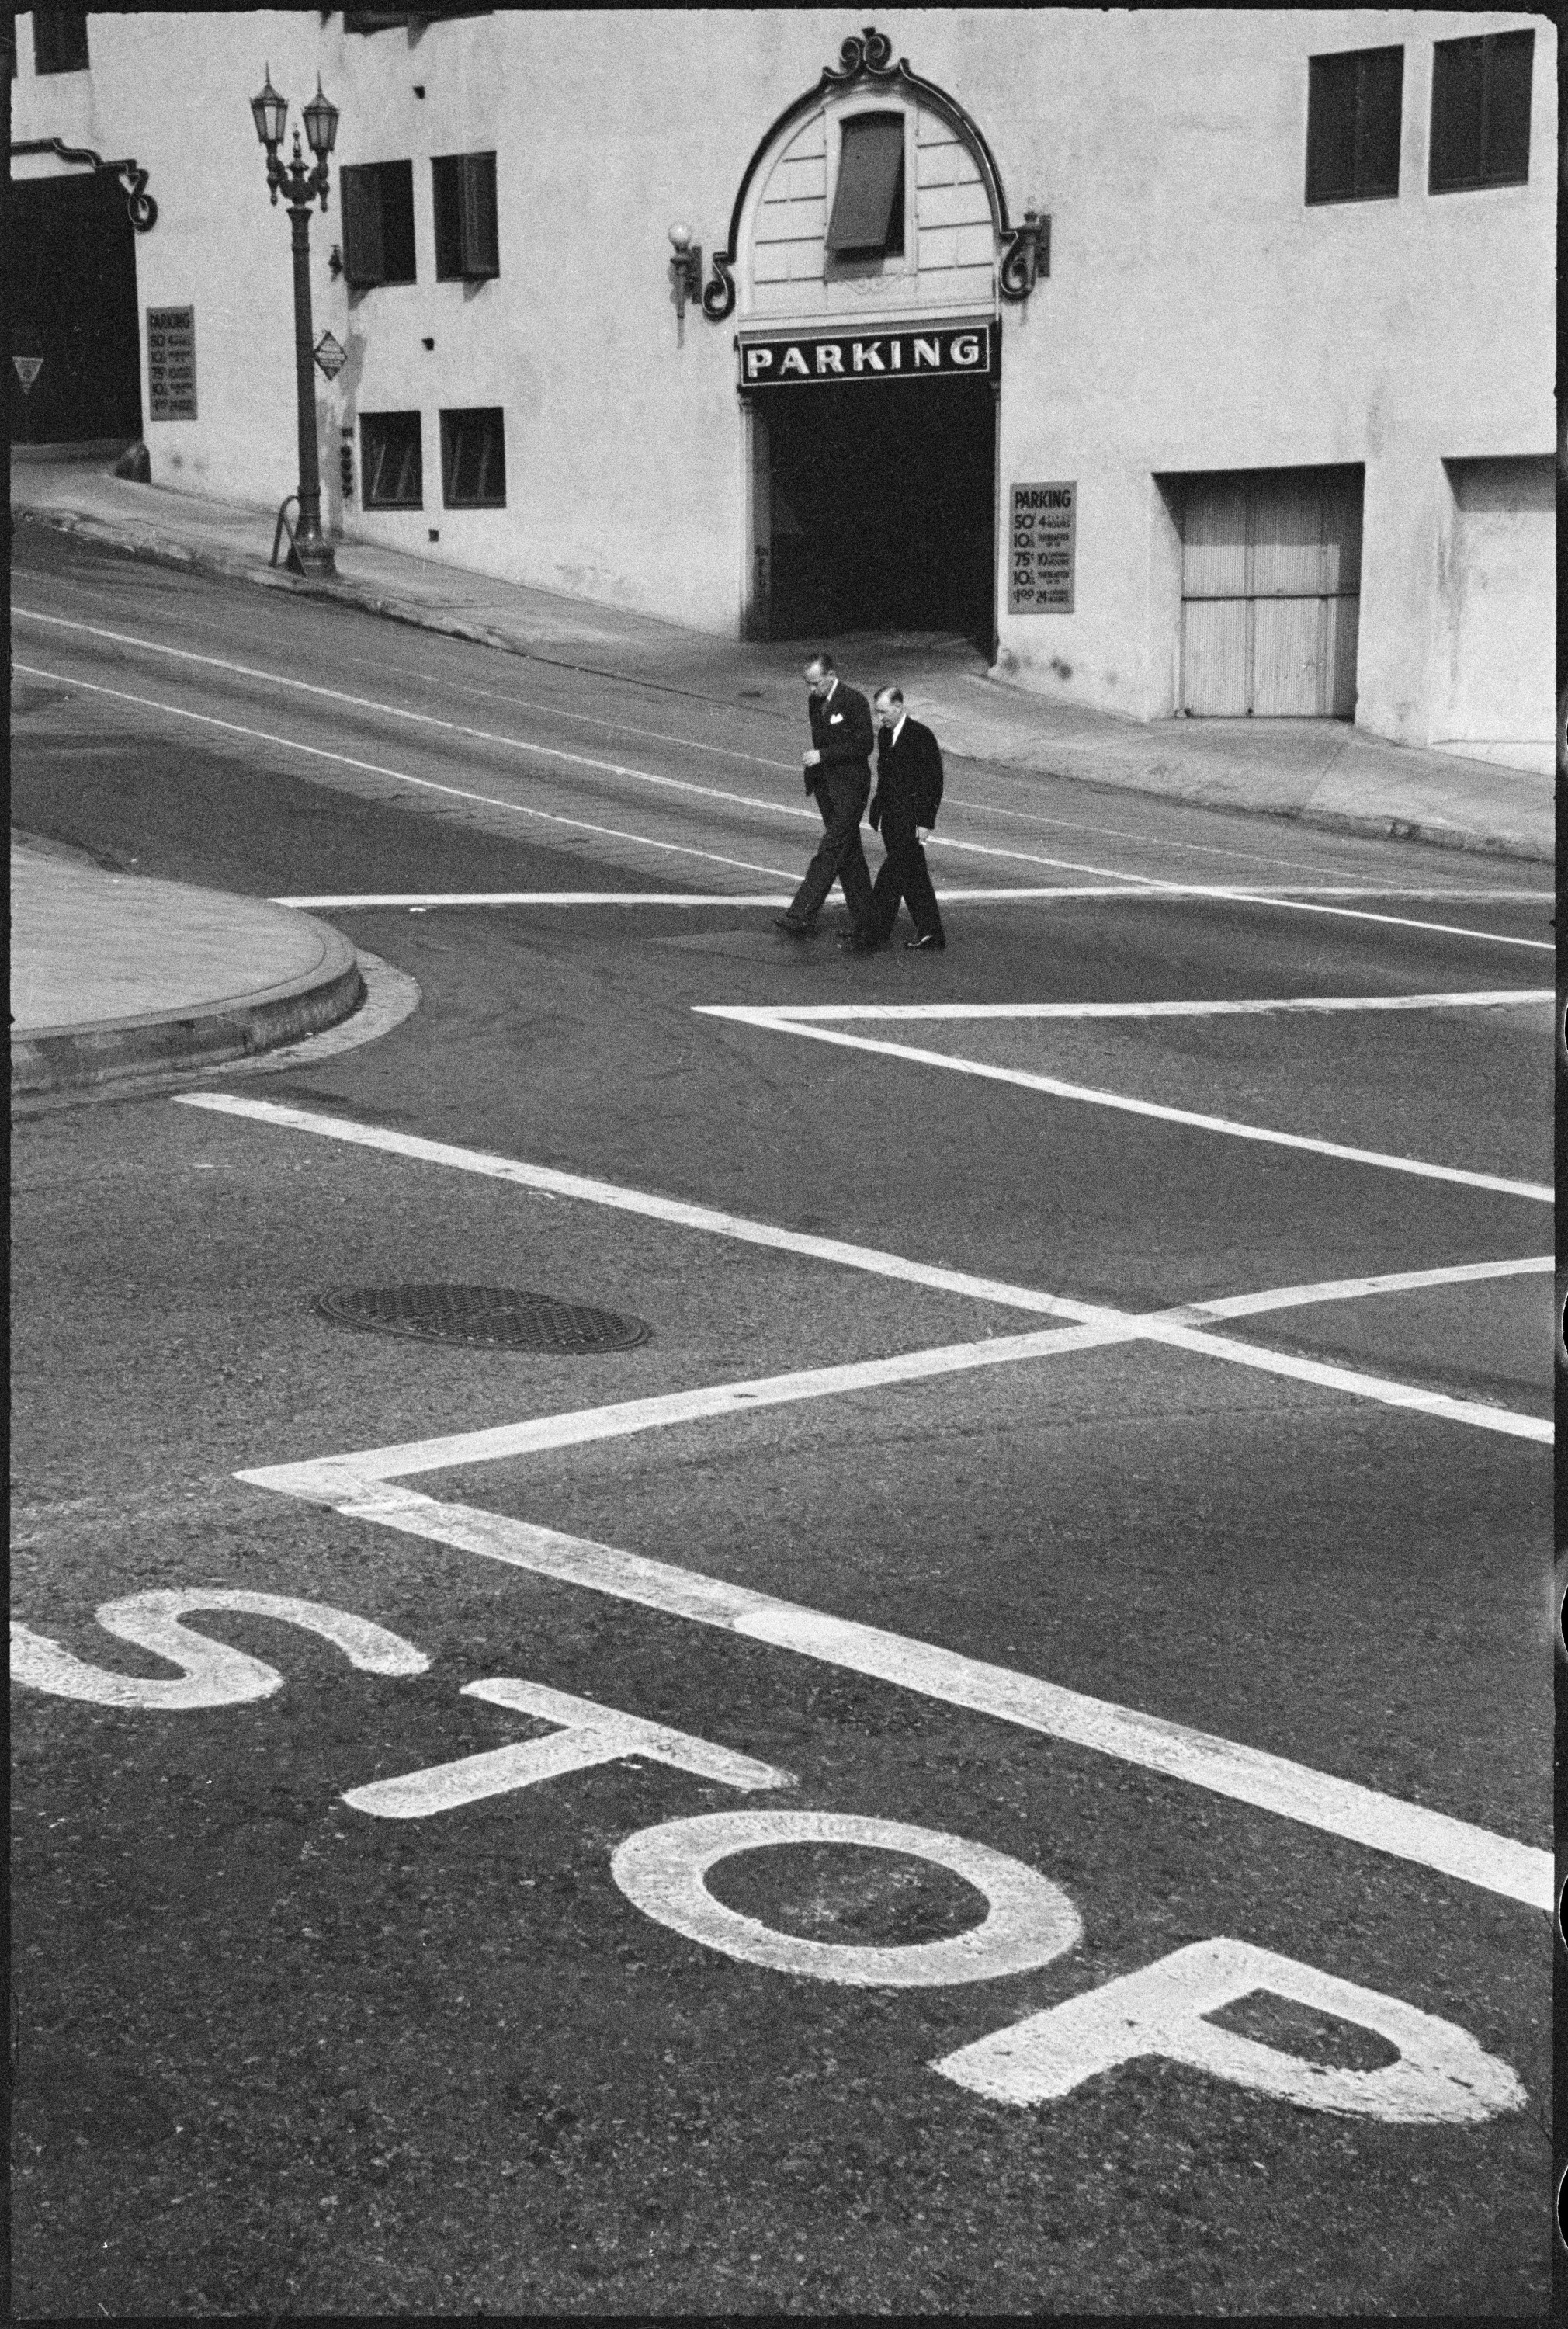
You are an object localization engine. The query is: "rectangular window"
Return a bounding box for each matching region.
[33,10,90,73]
[1430,30,1533,193]
[432,151,499,279]
[825,113,905,257]
[339,161,417,288]
[441,407,506,507]
[361,411,423,508]
[1305,46,1403,203]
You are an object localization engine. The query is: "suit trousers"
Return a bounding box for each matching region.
[789,767,874,932]
[871,809,944,942]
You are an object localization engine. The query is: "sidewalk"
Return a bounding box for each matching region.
[11,450,1553,865]
[10,834,363,1105]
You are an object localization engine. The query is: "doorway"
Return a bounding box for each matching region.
[756,377,996,652]
[1178,467,1362,717]
[7,171,143,446]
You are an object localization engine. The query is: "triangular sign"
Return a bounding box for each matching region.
[13,355,43,391]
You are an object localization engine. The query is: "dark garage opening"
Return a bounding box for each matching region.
[7,171,143,446]
[759,376,996,653]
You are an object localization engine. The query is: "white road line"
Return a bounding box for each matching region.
[709,991,1551,1024]
[178,1095,1551,1440]
[18,617,1551,943]
[697,1015,1552,1202]
[1166,1254,1552,1324]
[269,889,1553,912]
[231,1480,1552,1914]
[238,1323,1137,1491]
[10,665,798,883]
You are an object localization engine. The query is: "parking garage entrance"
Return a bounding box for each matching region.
[742,323,997,654]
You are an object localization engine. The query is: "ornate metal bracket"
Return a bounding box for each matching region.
[9,137,158,230]
[701,23,1041,322]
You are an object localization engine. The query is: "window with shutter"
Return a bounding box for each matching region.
[433,151,499,279]
[341,162,415,288]
[1305,47,1402,203]
[361,412,423,508]
[825,114,905,256]
[33,10,90,73]
[441,408,506,507]
[1430,30,1533,192]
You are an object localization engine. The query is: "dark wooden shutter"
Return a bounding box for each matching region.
[1354,47,1402,197]
[340,165,385,287]
[1484,30,1534,184]
[1430,39,1485,190]
[826,116,904,253]
[458,153,498,276]
[432,154,462,278]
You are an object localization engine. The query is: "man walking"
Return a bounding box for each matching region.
[775,654,878,950]
[868,687,946,950]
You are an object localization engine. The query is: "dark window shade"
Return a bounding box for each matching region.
[433,152,498,278]
[34,10,90,73]
[341,161,415,287]
[441,407,506,506]
[1306,46,1401,203]
[1431,31,1533,191]
[362,411,423,508]
[826,114,905,255]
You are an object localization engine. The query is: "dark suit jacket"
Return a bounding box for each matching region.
[871,716,944,831]
[807,681,875,794]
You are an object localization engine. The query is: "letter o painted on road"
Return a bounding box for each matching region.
[611,1809,1081,1987]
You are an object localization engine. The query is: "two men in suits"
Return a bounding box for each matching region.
[775,653,879,950]
[866,686,946,951]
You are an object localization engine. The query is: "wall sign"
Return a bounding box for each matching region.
[146,305,196,421]
[1008,479,1076,613]
[740,323,995,387]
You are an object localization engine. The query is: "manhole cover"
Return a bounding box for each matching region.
[314,1284,651,1352]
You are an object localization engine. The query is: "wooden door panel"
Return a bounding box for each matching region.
[1181,598,1248,716]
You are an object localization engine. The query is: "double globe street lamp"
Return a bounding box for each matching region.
[250,66,339,578]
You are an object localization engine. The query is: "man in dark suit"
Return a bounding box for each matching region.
[867,688,946,950]
[775,654,877,949]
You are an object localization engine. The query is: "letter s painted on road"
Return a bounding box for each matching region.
[10,1590,428,1710]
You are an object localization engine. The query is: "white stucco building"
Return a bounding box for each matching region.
[8,8,1556,767]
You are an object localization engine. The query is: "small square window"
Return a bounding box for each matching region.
[826,113,905,258]
[432,152,499,280]
[1430,30,1533,193]
[361,411,423,508]
[441,407,505,508]
[340,161,417,288]
[1305,47,1403,204]
[33,10,90,74]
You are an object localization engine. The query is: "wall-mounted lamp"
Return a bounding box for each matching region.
[328,243,344,279]
[1013,200,1049,293]
[668,222,702,345]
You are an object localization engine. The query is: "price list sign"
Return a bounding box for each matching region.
[147,306,197,422]
[1008,480,1075,614]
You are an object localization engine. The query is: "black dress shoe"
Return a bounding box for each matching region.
[775,916,814,935]
[904,932,946,951]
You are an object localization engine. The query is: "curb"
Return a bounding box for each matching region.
[10,923,364,1105]
[15,502,1552,868]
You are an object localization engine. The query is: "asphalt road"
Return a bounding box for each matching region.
[10,521,1556,2317]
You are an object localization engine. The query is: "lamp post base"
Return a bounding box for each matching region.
[286,531,338,580]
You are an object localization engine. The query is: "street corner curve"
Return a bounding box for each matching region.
[9,910,365,1109]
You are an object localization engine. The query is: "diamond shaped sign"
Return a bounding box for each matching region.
[312,331,346,382]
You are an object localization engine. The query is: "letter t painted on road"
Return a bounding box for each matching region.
[342,1678,794,1817]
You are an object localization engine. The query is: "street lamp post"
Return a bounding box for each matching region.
[250,67,339,578]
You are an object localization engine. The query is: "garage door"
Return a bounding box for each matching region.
[1180,467,1362,717]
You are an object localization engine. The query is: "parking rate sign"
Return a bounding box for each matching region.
[1009,481,1076,613]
